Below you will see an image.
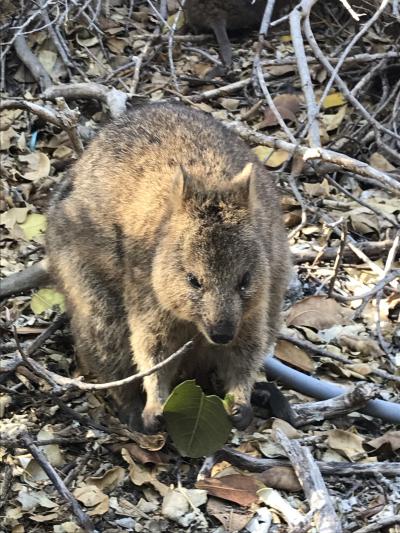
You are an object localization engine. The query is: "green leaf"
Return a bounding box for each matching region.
[163,380,232,458]
[31,288,65,315]
[19,213,47,241]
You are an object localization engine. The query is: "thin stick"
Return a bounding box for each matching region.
[226,122,400,193]
[19,340,194,392]
[292,383,377,426]
[20,433,95,532]
[289,0,320,147]
[275,429,342,533]
[277,333,400,384]
[198,447,400,479]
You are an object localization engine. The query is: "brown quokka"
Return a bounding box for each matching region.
[46,103,291,433]
[184,0,268,68]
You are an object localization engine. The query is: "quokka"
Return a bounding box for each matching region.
[46,103,291,433]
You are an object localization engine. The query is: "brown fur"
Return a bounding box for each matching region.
[46,103,291,432]
[184,0,268,67]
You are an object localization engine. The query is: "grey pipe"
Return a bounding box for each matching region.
[264,356,400,424]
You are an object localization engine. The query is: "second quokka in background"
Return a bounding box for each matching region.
[46,103,291,433]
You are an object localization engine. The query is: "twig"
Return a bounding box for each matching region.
[292,383,377,426]
[303,15,400,143]
[43,83,128,119]
[275,429,342,533]
[18,340,194,392]
[291,239,397,265]
[226,122,400,193]
[277,333,400,384]
[167,0,186,92]
[351,515,400,533]
[20,432,95,532]
[328,222,347,297]
[333,269,399,303]
[13,35,52,91]
[289,0,320,147]
[198,447,400,479]
[0,99,83,155]
[192,78,251,102]
[0,259,50,299]
[0,464,13,512]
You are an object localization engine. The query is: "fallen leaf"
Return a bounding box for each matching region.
[261,93,300,127]
[327,429,365,461]
[303,178,330,197]
[256,467,301,492]
[19,213,47,241]
[19,152,50,181]
[30,288,65,315]
[161,487,207,523]
[368,431,400,452]
[112,442,168,465]
[196,474,262,507]
[251,145,290,168]
[369,152,395,171]
[286,295,351,329]
[323,92,346,108]
[126,459,169,496]
[0,207,29,230]
[17,488,57,512]
[275,339,315,372]
[322,105,347,131]
[337,334,384,357]
[206,497,254,532]
[86,466,125,492]
[73,485,109,516]
[219,98,239,111]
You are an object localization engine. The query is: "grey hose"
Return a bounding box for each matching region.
[264,356,400,424]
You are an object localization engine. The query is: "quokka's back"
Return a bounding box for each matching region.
[47,103,291,432]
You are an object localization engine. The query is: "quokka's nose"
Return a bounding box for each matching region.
[209,324,235,345]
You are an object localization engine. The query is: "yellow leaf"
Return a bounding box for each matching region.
[19,213,47,241]
[323,92,346,108]
[252,146,290,168]
[165,11,185,31]
[31,289,65,315]
[252,145,273,162]
[280,35,292,43]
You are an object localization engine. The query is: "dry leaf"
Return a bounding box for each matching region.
[369,152,395,172]
[112,442,168,465]
[262,93,300,126]
[196,474,262,507]
[19,152,50,181]
[368,431,400,452]
[275,339,315,372]
[337,334,384,357]
[256,466,301,492]
[251,145,290,168]
[86,466,125,492]
[327,429,365,461]
[322,105,347,132]
[323,92,346,108]
[286,296,351,329]
[73,485,109,516]
[303,178,330,197]
[206,497,254,532]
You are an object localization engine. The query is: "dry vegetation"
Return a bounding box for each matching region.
[0,1,399,532]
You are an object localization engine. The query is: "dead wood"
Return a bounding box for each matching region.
[292,383,378,426]
[275,429,342,533]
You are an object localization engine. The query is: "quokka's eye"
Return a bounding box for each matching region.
[239,272,251,291]
[187,273,202,289]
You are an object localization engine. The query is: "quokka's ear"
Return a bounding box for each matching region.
[171,166,194,205]
[231,162,257,207]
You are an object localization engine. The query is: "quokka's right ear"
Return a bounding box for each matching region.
[171,166,195,205]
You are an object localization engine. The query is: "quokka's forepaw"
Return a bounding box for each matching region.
[230,402,253,430]
[142,406,165,434]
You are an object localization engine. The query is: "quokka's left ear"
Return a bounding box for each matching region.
[230,162,257,207]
